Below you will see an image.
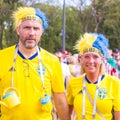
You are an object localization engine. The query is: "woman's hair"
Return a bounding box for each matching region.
[74,33,109,58]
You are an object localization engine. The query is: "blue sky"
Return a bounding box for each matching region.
[64,0,91,7]
[25,0,91,7]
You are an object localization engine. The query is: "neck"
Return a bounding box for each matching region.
[85,73,100,83]
[18,44,38,59]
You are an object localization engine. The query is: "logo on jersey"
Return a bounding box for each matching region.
[9,67,16,71]
[37,64,46,75]
[98,88,107,99]
[78,90,83,94]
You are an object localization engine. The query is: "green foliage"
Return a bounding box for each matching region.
[0,0,23,49]
[33,4,64,53]
[65,7,82,53]
[103,0,120,49]
[0,0,120,53]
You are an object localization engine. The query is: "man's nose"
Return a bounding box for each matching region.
[29,28,36,35]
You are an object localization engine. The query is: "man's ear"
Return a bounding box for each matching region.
[16,27,20,35]
[40,28,44,36]
[42,28,44,34]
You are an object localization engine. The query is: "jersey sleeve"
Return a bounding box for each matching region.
[51,58,65,93]
[112,77,120,111]
[67,80,74,105]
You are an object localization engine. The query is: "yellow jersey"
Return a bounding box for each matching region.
[67,74,120,120]
[0,45,65,120]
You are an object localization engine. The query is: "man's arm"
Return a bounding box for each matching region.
[69,104,74,116]
[114,111,120,120]
[53,92,71,120]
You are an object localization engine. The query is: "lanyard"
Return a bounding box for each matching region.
[12,45,50,105]
[82,75,102,119]
[37,47,45,88]
[11,45,18,87]
[11,45,45,89]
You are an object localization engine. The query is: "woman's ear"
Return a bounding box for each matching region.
[100,56,104,64]
[41,28,44,34]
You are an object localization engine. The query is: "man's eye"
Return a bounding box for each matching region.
[84,56,89,58]
[94,55,99,58]
[24,26,30,29]
[34,27,40,30]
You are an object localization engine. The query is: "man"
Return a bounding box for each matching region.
[0,7,70,120]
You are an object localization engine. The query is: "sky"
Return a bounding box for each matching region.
[62,0,91,7]
[26,0,91,7]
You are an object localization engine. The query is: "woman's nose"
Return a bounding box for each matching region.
[89,57,94,63]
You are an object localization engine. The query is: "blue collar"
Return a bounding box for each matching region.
[18,50,38,60]
[85,75,105,84]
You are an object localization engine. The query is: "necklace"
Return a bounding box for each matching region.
[82,75,102,119]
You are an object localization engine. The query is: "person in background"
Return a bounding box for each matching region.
[0,7,70,120]
[67,33,120,120]
[68,55,81,78]
[112,48,120,78]
[55,52,71,89]
[112,48,120,62]
[106,49,118,77]
[62,50,71,65]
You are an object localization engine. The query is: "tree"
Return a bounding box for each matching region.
[77,0,120,49]
[33,4,82,53]
[0,0,23,49]
[103,0,120,49]
[1,0,120,52]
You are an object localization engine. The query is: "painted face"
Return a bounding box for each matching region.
[81,52,103,74]
[17,20,44,49]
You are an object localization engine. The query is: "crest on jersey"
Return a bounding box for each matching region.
[98,88,107,99]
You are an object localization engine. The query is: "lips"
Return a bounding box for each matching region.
[26,39,35,42]
[26,38,35,40]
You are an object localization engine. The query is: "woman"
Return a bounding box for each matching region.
[67,33,120,120]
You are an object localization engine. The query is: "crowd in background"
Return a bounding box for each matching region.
[55,48,120,80]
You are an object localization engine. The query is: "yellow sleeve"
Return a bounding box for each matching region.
[67,80,74,105]
[51,58,65,93]
[112,77,120,111]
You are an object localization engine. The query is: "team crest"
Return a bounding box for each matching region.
[98,88,107,99]
[37,64,46,75]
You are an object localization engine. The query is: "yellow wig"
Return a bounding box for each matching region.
[12,7,36,29]
[74,33,109,58]
[74,33,97,54]
[12,7,48,30]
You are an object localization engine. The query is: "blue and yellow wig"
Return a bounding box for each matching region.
[12,7,48,30]
[75,33,109,58]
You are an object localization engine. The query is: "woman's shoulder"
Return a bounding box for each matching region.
[105,74,120,84]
